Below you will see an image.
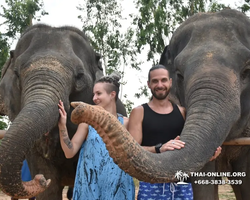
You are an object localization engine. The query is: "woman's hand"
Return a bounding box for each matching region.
[58,100,67,127]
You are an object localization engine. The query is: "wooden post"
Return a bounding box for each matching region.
[223,138,250,145]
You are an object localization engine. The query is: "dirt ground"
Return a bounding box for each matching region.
[0,184,236,200]
[218,184,236,200]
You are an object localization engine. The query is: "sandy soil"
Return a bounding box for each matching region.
[218,184,236,200]
[0,184,236,200]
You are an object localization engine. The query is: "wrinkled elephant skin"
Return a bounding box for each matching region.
[158,9,250,199]
[0,24,126,199]
[71,10,250,200]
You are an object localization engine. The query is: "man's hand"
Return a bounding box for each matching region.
[160,136,185,152]
[209,146,222,161]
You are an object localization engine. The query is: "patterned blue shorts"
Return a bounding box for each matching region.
[137,181,193,200]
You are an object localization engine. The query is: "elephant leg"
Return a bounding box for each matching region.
[230,148,250,200]
[191,161,219,200]
[36,183,64,200]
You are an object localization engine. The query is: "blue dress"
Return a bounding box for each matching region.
[73,115,135,200]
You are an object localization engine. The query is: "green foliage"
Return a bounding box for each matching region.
[133,0,250,63]
[77,0,141,73]
[238,2,250,13]
[208,2,227,12]
[132,0,227,62]
[132,0,168,62]
[0,33,9,69]
[0,116,8,130]
[122,94,134,114]
[0,0,48,76]
[0,0,48,38]
[135,85,149,99]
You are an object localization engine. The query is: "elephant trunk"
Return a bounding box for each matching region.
[0,104,56,197]
[70,67,240,183]
[0,58,71,198]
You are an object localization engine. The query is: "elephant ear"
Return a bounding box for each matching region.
[159,45,181,106]
[1,50,14,79]
[95,52,104,80]
[0,50,21,120]
[159,45,175,77]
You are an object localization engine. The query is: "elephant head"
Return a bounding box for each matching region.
[70,9,250,184]
[0,24,126,199]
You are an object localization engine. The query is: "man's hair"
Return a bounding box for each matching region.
[95,72,121,101]
[148,64,170,81]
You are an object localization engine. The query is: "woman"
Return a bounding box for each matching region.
[58,73,135,200]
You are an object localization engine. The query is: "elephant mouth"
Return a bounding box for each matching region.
[39,132,53,159]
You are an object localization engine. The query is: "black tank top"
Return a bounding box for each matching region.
[141,103,185,146]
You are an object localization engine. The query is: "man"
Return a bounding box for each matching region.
[128,64,221,200]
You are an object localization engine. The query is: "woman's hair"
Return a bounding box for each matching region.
[95,72,121,101]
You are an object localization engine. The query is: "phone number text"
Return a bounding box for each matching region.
[193,179,242,185]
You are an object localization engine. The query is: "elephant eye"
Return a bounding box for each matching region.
[14,68,20,78]
[241,60,250,81]
[176,71,184,81]
[241,67,250,83]
[175,70,185,105]
[176,70,184,90]
[76,72,84,80]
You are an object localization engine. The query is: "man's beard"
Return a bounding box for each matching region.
[151,88,170,100]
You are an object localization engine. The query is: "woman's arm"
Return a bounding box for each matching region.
[58,100,88,158]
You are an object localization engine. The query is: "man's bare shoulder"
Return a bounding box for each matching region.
[176,104,186,119]
[177,105,185,111]
[130,105,145,125]
[131,105,144,112]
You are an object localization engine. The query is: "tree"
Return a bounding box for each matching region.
[77,0,142,113]
[133,0,250,63]
[0,33,9,69]
[0,0,48,74]
[1,0,48,39]
[132,0,228,62]
[77,0,140,73]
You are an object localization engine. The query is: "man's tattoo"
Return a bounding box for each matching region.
[60,129,73,149]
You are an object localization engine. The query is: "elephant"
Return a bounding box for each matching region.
[0,24,126,199]
[69,9,250,200]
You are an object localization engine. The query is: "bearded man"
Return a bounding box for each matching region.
[129,65,221,200]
